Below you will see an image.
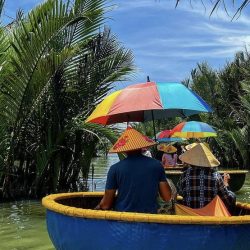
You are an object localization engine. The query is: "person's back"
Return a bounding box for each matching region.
[162,153,177,168]
[177,143,236,212]
[157,144,177,168]
[96,127,172,213]
[106,154,165,213]
[178,167,233,208]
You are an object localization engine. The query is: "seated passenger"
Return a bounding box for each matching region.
[177,143,236,213]
[158,144,178,168]
[96,127,172,213]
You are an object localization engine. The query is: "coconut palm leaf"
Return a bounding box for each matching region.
[0,0,4,17]
[82,122,121,146]
[230,126,249,168]
[241,83,250,114]
[79,122,122,188]
[35,128,56,177]
[63,27,134,113]
[175,0,250,19]
[0,0,135,198]
[0,0,109,197]
[0,0,106,131]
[0,0,107,170]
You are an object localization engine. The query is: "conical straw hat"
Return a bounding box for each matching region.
[185,142,211,151]
[109,127,156,153]
[179,143,220,167]
[157,144,177,153]
[185,142,199,151]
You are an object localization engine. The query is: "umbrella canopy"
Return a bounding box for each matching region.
[86,82,212,125]
[157,130,186,142]
[171,121,217,138]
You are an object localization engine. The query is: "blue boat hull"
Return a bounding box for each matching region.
[47,209,250,250]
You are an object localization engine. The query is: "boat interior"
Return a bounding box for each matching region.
[56,193,250,216]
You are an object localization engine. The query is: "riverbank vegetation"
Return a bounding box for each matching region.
[0,0,134,200]
[0,0,249,200]
[184,52,250,169]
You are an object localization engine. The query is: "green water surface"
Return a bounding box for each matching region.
[0,200,53,250]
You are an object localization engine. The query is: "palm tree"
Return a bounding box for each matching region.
[0,0,135,199]
[230,80,250,169]
[186,51,250,169]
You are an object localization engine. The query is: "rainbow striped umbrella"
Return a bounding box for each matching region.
[157,130,186,142]
[170,121,217,138]
[86,82,212,125]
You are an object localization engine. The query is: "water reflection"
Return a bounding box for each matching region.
[0,201,53,250]
[88,154,119,191]
[235,173,250,203]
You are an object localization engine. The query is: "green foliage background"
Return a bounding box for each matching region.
[0,0,249,200]
[0,0,135,199]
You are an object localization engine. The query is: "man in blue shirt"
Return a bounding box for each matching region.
[96,127,172,213]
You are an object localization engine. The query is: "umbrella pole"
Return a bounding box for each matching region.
[147,76,156,140]
[151,110,157,141]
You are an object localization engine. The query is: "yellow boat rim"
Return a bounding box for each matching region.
[218,170,249,174]
[42,192,250,225]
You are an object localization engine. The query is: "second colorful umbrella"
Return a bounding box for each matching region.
[170,121,217,138]
[157,130,186,142]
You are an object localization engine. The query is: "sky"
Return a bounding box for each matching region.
[3,0,250,89]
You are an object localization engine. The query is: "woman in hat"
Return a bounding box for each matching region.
[95,127,172,213]
[157,144,178,169]
[177,143,236,213]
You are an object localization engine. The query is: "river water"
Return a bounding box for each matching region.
[0,154,250,250]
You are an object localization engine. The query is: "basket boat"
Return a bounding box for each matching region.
[42,192,250,250]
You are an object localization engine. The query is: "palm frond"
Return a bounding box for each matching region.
[0,0,106,132]
[0,0,4,18]
[230,126,249,168]
[175,0,250,19]
[240,82,250,114]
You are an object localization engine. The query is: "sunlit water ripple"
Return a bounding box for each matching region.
[0,154,249,250]
[0,201,53,250]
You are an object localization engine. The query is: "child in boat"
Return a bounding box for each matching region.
[157,144,178,168]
